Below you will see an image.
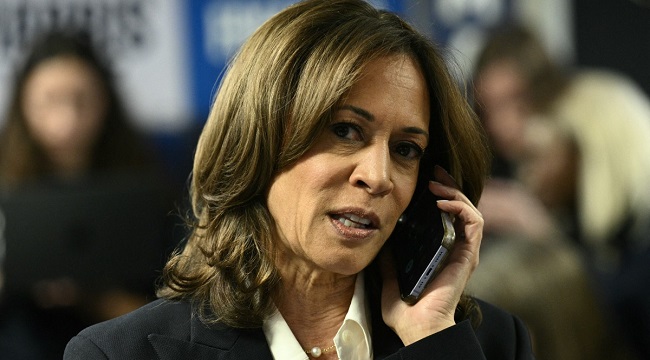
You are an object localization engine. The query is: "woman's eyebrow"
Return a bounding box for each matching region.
[404,126,429,138]
[338,104,375,121]
[338,104,429,138]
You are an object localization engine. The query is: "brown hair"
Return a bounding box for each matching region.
[467,236,637,360]
[473,24,568,114]
[159,0,490,328]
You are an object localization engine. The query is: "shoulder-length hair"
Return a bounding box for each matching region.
[0,30,150,187]
[548,70,650,250]
[159,0,490,328]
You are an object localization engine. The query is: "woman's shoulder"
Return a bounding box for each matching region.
[87,298,190,333]
[64,299,193,359]
[473,298,534,359]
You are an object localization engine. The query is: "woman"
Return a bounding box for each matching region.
[0,31,153,187]
[472,24,567,179]
[64,1,534,358]
[472,24,567,242]
[520,70,650,358]
[0,30,171,359]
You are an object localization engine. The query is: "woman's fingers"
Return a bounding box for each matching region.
[381,166,485,344]
[426,173,484,294]
[433,165,460,189]
[432,166,477,205]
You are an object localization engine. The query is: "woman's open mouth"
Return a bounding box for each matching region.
[328,211,379,239]
[333,213,372,229]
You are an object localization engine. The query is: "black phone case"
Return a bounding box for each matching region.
[389,186,455,304]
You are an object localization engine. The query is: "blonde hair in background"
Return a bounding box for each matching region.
[551,70,650,250]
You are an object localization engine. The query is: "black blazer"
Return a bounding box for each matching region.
[64,298,534,359]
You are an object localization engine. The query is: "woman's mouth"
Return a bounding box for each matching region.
[333,213,372,229]
[328,211,379,239]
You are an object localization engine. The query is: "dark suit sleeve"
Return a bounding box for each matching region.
[379,303,535,360]
[64,335,109,360]
[381,320,486,360]
[474,300,536,359]
[513,316,535,359]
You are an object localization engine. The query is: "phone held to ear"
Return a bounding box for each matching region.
[389,186,456,304]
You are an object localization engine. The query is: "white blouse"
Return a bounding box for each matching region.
[262,273,373,360]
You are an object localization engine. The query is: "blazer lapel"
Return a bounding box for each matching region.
[149,334,225,359]
[149,311,274,360]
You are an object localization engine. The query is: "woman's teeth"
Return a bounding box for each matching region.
[337,214,371,229]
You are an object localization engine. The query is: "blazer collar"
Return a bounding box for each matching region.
[148,304,274,360]
[145,266,404,360]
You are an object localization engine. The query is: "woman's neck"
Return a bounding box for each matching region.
[273,265,357,357]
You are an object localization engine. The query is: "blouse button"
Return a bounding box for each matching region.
[341,329,353,343]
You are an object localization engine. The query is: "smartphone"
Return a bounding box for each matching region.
[389,185,456,304]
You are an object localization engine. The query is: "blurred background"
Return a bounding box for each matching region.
[0,0,649,359]
[0,0,646,134]
[2,0,649,130]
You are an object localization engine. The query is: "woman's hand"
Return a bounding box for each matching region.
[380,165,484,345]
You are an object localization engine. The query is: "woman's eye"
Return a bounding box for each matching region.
[331,122,362,141]
[394,142,424,159]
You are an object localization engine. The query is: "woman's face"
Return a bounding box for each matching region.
[21,56,108,174]
[519,119,578,210]
[475,60,529,161]
[267,54,430,276]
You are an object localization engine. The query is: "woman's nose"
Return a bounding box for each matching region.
[349,143,394,195]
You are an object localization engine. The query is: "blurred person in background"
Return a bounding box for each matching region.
[467,236,638,360]
[472,24,568,179]
[0,30,174,359]
[520,70,650,358]
[474,25,650,358]
[0,31,153,187]
[472,24,567,242]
